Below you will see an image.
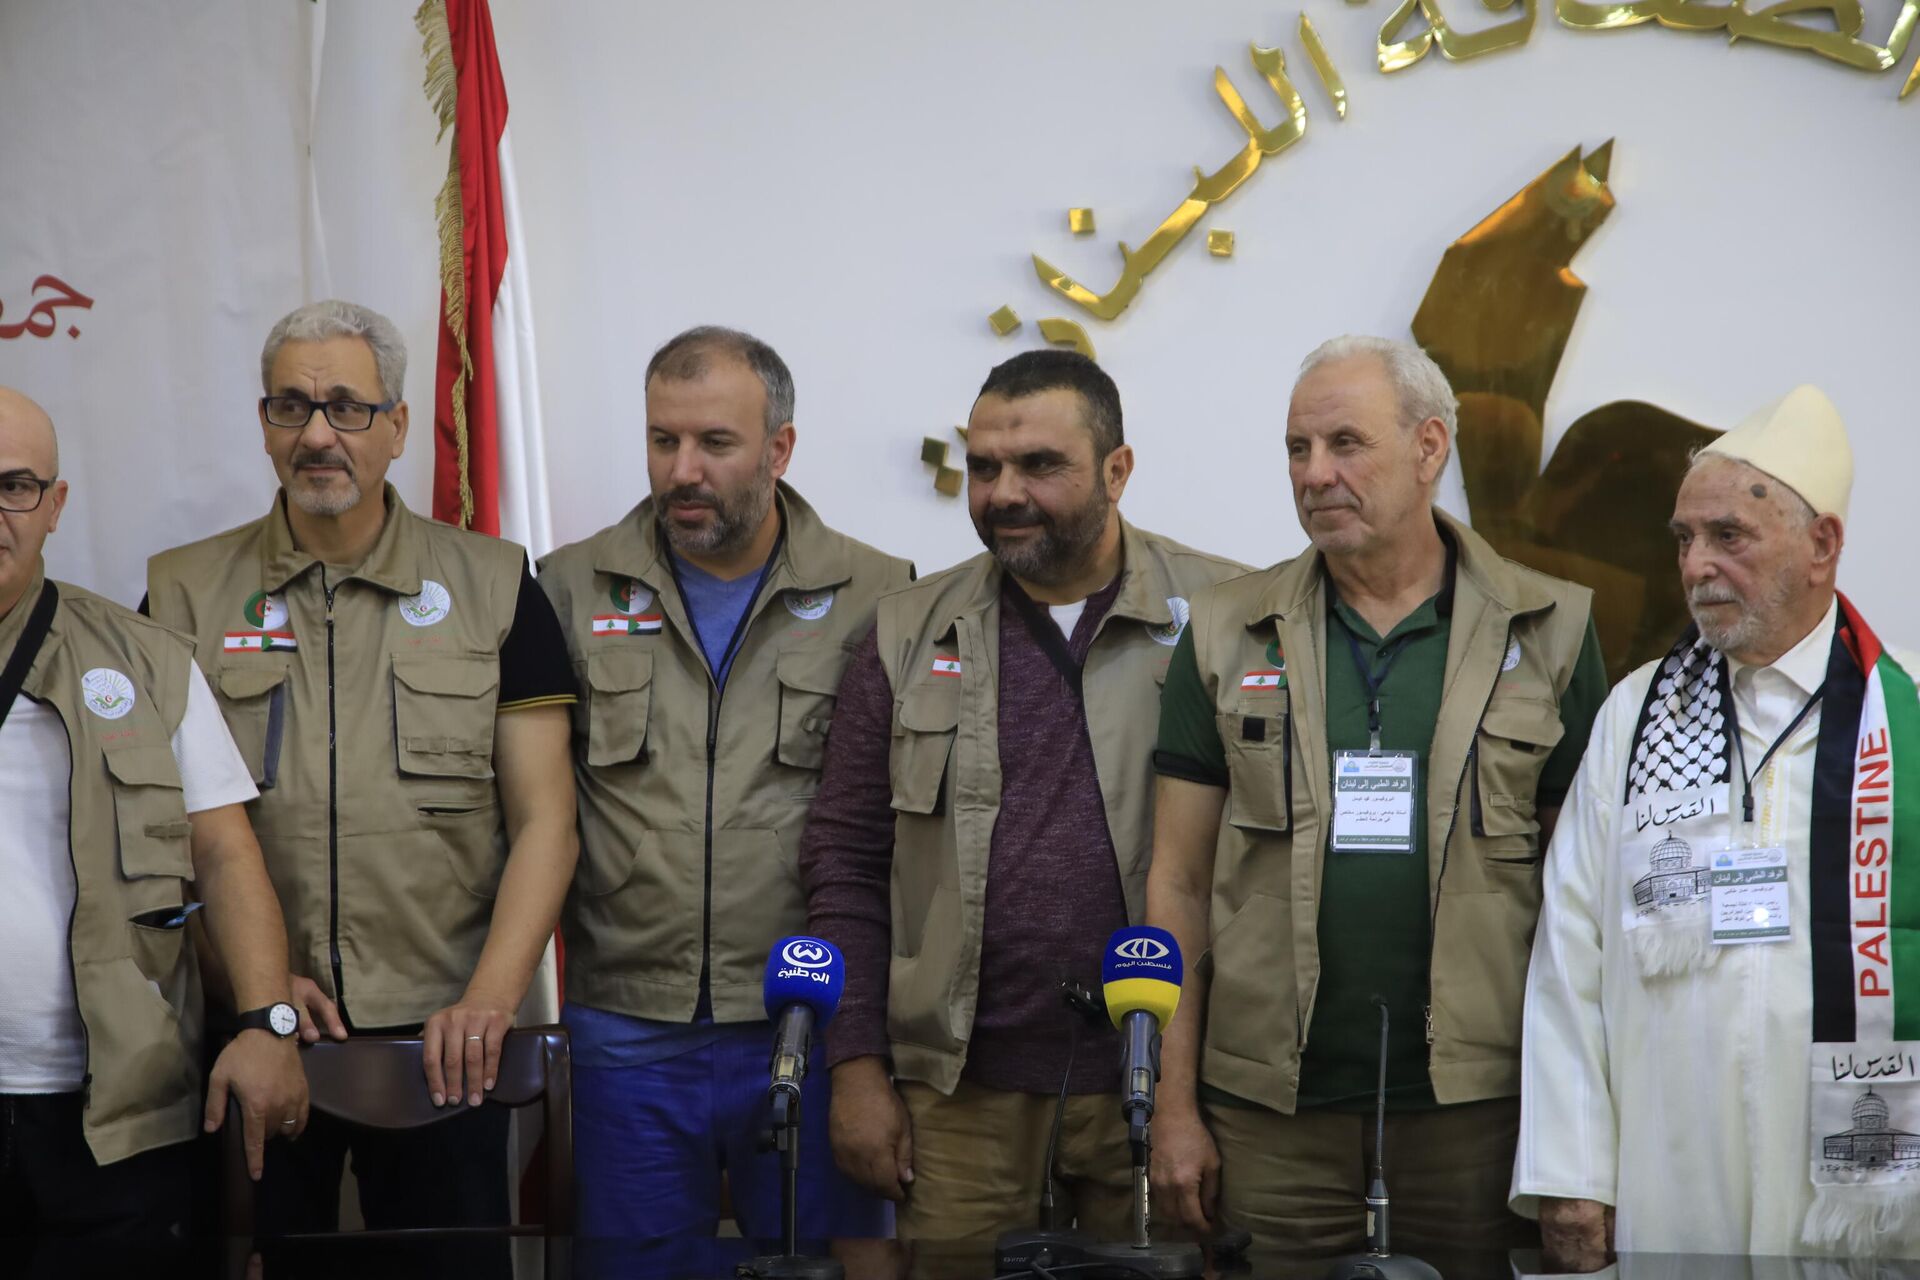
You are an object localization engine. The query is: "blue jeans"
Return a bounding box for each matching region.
[567,1009,890,1247]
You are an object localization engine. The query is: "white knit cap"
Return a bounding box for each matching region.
[1699,384,1852,522]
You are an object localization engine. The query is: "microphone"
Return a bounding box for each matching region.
[763,935,845,1100]
[1322,998,1439,1280]
[744,937,849,1280]
[1101,925,1183,1155]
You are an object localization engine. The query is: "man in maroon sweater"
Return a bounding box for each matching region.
[799,351,1243,1242]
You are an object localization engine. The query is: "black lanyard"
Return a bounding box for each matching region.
[1334,612,1415,751]
[0,580,58,734]
[1727,677,1826,824]
[1004,582,1085,699]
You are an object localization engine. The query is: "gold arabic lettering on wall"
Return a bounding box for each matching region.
[933,10,1911,668]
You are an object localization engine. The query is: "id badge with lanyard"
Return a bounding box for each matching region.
[1329,616,1418,855]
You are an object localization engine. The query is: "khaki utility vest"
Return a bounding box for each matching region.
[537,484,911,1022]
[147,487,526,1029]
[1188,510,1592,1112]
[875,521,1245,1093]
[5,573,203,1164]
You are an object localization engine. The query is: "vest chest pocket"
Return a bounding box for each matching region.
[105,744,193,880]
[392,653,499,780]
[776,648,844,772]
[585,649,652,768]
[1218,703,1293,833]
[890,679,960,816]
[1472,696,1565,838]
[216,661,290,789]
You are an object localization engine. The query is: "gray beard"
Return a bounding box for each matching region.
[289,478,363,518]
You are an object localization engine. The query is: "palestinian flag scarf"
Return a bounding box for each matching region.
[1625,595,1920,1249]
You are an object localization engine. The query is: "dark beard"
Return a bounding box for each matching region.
[974,486,1111,587]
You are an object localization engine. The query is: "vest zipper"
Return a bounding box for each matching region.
[701,686,719,1006]
[323,572,345,1016]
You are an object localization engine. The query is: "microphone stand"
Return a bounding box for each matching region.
[739,1039,843,1280]
[1322,1001,1440,1280]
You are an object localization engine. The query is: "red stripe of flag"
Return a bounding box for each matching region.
[431,0,509,534]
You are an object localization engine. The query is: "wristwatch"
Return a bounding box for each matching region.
[237,1002,300,1039]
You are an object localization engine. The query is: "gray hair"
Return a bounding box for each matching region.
[645,326,795,435]
[1297,335,1458,435]
[260,300,408,403]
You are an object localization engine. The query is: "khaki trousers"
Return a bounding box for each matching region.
[1207,1095,1537,1259]
[897,1080,1133,1243]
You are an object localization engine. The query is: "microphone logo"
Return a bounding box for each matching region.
[1113,936,1171,962]
[780,939,832,969]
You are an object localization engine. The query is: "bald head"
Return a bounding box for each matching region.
[0,387,58,476]
[0,386,69,622]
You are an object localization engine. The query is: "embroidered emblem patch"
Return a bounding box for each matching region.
[786,589,835,621]
[81,668,136,720]
[1148,597,1190,647]
[398,580,452,628]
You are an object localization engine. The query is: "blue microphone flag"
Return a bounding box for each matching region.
[763,935,846,1025]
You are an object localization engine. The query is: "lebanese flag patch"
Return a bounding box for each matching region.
[224,631,297,652]
[592,613,663,636]
[1241,669,1285,689]
[931,657,962,677]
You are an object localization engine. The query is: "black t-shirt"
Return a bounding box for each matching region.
[498,558,577,710]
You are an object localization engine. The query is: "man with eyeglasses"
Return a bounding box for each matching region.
[0,386,308,1239]
[144,300,580,1234]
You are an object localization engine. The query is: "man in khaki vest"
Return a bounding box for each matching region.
[537,326,907,1248]
[145,301,580,1232]
[801,350,1245,1243]
[1146,336,1608,1258]
[0,387,306,1238]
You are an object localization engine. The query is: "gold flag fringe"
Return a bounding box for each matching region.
[415,0,476,529]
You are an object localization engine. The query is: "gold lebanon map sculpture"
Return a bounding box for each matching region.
[1413,141,1719,683]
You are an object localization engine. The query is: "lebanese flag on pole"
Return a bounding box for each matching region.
[416,0,560,1222]
[415,0,553,555]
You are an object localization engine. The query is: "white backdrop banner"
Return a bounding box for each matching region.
[0,0,329,605]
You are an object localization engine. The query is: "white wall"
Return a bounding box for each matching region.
[488,0,1920,638]
[5,0,1917,641]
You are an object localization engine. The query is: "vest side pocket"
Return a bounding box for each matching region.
[584,649,653,769]
[215,661,291,789]
[889,680,960,816]
[775,647,845,772]
[392,652,500,780]
[1472,696,1564,838]
[104,744,193,881]
[1218,700,1293,834]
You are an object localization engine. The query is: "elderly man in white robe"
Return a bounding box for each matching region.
[1513,385,1920,1269]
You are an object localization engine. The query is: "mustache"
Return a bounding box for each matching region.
[1688,583,1740,606]
[663,485,718,509]
[1302,489,1357,513]
[984,503,1048,529]
[292,448,352,473]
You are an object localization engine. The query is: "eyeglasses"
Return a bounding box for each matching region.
[260,395,396,433]
[0,472,56,514]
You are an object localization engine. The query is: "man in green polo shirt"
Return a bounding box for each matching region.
[1144,336,1607,1258]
